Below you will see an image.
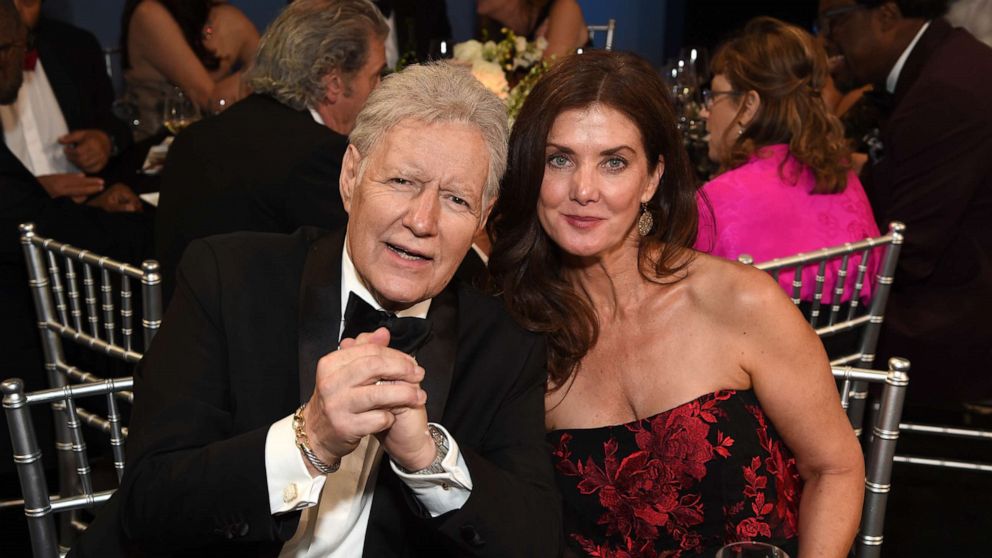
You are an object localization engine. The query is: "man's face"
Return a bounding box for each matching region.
[340,119,491,311]
[818,0,889,89]
[0,20,26,104]
[335,35,387,134]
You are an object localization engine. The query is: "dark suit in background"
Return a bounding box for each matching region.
[0,142,150,552]
[29,17,132,173]
[154,93,349,303]
[864,19,992,404]
[72,227,559,557]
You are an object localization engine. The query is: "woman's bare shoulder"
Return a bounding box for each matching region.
[684,251,792,320]
[130,0,173,26]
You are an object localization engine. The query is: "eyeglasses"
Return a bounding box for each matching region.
[815,4,865,36]
[701,88,741,109]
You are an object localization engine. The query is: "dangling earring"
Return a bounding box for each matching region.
[637,203,654,237]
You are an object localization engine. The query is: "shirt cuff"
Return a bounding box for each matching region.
[264,413,327,515]
[390,423,473,517]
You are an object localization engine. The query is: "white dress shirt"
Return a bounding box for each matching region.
[885,21,931,94]
[266,240,472,557]
[0,58,76,176]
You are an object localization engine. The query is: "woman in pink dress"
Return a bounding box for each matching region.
[695,17,880,302]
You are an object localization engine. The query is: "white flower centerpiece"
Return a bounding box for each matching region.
[453,30,549,123]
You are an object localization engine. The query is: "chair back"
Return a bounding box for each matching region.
[586,18,616,51]
[739,221,905,434]
[832,357,910,558]
[3,376,133,558]
[17,222,160,549]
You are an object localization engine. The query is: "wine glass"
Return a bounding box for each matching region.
[715,542,791,558]
[162,87,201,136]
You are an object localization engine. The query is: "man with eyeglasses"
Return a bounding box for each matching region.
[819,0,992,409]
[0,3,150,554]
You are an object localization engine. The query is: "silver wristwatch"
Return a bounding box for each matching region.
[406,424,449,475]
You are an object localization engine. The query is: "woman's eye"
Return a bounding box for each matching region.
[548,154,571,168]
[604,157,627,171]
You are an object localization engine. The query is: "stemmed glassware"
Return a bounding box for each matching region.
[162,87,201,136]
[715,541,791,558]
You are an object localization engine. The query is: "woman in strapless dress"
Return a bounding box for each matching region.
[488,50,864,558]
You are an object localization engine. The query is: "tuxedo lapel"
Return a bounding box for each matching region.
[297,229,345,403]
[893,19,952,107]
[418,284,457,422]
[35,37,81,131]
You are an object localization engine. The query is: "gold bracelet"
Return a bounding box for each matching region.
[293,404,341,474]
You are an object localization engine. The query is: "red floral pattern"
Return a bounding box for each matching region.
[550,390,802,557]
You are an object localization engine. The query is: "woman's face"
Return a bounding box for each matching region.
[701,73,743,163]
[537,103,662,261]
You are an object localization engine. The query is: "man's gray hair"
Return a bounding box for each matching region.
[350,63,509,208]
[247,0,388,110]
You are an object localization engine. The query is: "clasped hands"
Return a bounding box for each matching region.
[301,328,437,476]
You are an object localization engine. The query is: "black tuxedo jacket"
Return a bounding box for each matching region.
[30,17,132,160]
[863,19,992,403]
[155,94,349,304]
[76,227,560,557]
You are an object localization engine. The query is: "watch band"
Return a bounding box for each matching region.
[405,424,449,475]
[293,404,341,474]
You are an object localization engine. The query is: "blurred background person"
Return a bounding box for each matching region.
[120,0,259,141]
[0,3,151,553]
[819,0,992,407]
[154,0,386,304]
[477,0,589,60]
[489,50,863,558]
[2,0,140,212]
[695,17,879,303]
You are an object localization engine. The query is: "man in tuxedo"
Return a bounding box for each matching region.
[0,3,150,552]
[820,0,992,405]
[73,60,559,557]
[3,0,140,210]
[155,0,388,302]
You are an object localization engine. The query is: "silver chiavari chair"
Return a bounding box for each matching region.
[7,222,162,548]
[585,18,616,51]
[739,221,905,435]
[3,376,133,558]
[833,357,910,558]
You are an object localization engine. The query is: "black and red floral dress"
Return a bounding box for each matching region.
[548,390,802,558]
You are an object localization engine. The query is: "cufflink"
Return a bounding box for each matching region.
[283,482,299,503]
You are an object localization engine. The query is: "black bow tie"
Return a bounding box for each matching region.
[341,292,431,355]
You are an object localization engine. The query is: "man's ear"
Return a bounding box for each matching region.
[339,144,362,214]
[739,90,762,127]
[324,69,344,104]
[876,1,903,32]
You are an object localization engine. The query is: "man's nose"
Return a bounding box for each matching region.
[403,189,440,237]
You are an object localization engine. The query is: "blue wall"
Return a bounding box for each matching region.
[44,0,669,67]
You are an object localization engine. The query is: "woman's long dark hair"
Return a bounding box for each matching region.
[121,0,219,71]
[488,50,698,390]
